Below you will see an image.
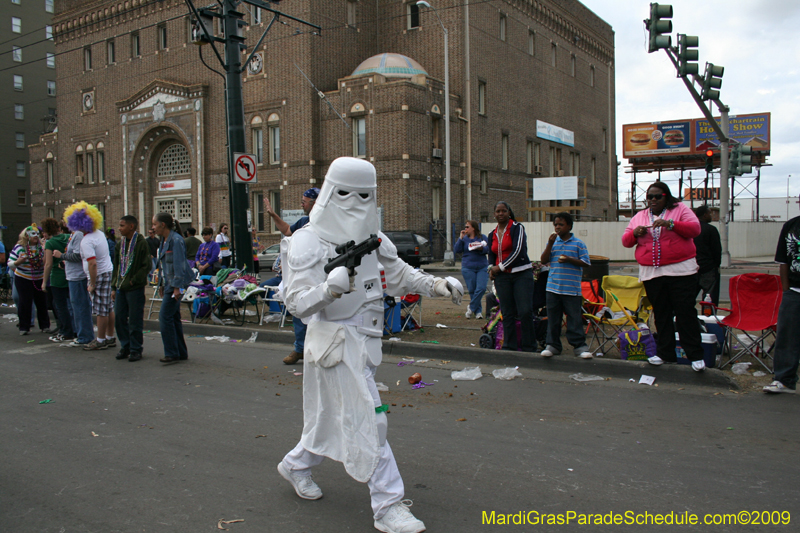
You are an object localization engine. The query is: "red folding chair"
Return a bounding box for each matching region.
[701,273,782,372]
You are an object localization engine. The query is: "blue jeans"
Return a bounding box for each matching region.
[462,266,488,314]
[50,286,75,339]
[773,290,800,389]
[69,279,94,343]
[159,288,188,360]
[294,317,306,353]
[545,292,587,354]
[115,287,146,354]
[493,269,536,352]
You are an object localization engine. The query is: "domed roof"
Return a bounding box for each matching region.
[351,53,428,79]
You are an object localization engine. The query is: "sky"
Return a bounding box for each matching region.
[580,0,800,200]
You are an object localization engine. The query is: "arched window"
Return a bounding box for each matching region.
[96,141,105,183]
[86,142,95,184]
[157,143,191,177]
[46,152,55,190]
[251,116,263,164]
[267,113,280,164]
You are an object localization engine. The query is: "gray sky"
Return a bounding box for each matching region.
[581,0,799,200]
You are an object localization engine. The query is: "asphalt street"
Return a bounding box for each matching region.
[2,328,798,533]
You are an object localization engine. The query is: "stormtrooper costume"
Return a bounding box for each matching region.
[277,157,462,533]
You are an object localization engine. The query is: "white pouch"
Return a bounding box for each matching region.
[305,320,346,368]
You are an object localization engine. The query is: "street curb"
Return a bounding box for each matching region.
[140,317,736,390]
[0,307,736,390]
[381,341,737,389]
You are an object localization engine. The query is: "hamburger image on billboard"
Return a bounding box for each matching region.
[663,130,684,145]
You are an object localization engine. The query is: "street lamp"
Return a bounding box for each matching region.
[417,0,454,265]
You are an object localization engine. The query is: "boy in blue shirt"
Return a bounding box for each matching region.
[540,212,592,358]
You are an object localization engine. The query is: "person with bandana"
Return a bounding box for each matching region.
[111,215,152,363]
[8,225,51,335]
[276,158,463,533]
[263,187,320,365]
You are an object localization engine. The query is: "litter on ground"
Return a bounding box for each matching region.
[570,373,605,382]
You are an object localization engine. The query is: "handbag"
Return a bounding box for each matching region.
[618,329,657,361]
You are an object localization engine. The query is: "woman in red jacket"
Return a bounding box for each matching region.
[622,182,706,371]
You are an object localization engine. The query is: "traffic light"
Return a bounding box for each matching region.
[647,3,673,53]
[705,149,714,173]
[677,34,699,77]
[701,62,724,100]
[730,145,753,176]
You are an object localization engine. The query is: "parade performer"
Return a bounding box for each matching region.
[277,157,463,533]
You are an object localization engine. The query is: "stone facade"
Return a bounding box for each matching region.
[30,0,616,257]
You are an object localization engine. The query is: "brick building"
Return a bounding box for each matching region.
[30,0,616,257]
[2,0,56,249]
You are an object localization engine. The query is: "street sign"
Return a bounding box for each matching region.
[233,153,257,183]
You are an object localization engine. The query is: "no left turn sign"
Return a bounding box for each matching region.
[233,153,257,183]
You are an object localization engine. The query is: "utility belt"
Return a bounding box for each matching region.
[320,308,384,337]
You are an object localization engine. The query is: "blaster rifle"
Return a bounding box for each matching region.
[324,234,382,275]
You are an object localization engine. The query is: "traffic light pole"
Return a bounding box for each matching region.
[719,107,730,268]
[222,0,253,273]
[664,49,732,267]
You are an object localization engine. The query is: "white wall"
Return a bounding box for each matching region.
[480,221,783,260]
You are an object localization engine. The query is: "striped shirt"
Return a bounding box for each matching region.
[9,244,44,281]
[545,235,590,296]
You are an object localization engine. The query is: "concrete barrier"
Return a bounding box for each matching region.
[480,220,782,260]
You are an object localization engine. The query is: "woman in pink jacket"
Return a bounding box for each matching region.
[622,182,706,371]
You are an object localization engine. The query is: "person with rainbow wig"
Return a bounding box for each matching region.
[62,201,116,350]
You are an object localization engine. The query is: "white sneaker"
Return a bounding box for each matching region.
[541,346,558,358]
[277,462,323,500]
[374,501,426,533]
[647,355,664,366]
[691,360,706,372]
[579,351,593,359]
[465,309,473,319]
[763,380,796,394]
[475,311,483,320]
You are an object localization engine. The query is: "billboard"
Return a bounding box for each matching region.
[695,112,770,152]
[623,112,770,159]
[623,121,692,158]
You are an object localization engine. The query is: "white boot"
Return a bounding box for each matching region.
[374,501,426,533]
[465,308,473,319]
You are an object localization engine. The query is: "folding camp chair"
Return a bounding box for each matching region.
[260,288,289,327]
[583,275,652,356]
[400,294,423,330]
[146,269,161,319]
[701,273,782,372]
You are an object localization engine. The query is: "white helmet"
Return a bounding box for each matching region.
[310,157,379,244]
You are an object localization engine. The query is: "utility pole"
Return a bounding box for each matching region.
[187,0,319,272]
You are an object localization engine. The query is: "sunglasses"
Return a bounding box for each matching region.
[646,193,666,200]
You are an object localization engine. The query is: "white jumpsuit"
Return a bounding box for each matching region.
[280,227,438,520]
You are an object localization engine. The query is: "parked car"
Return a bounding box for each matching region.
[261,243,281,265]
[382,231,433,268]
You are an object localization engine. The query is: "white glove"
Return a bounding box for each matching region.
[433,276,464,306]
[326,266,355,298]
